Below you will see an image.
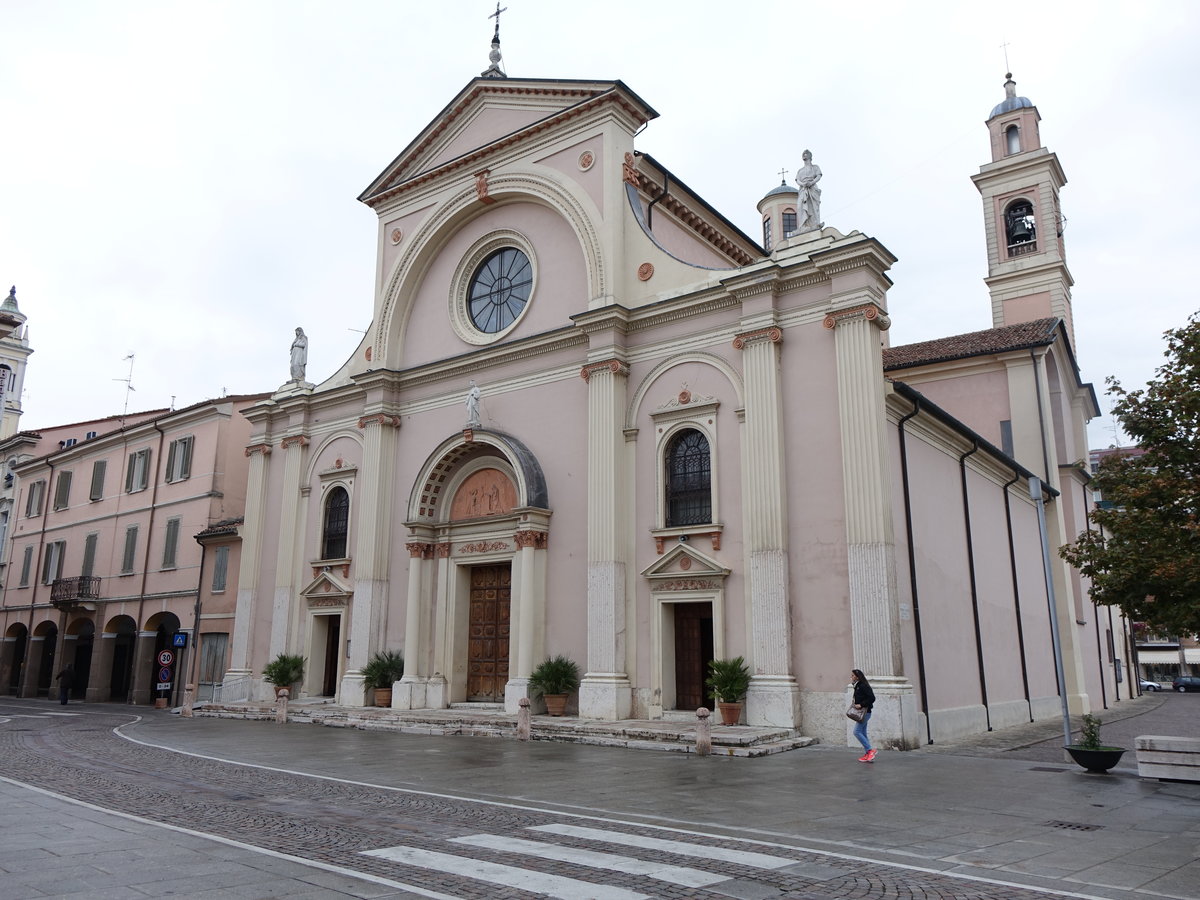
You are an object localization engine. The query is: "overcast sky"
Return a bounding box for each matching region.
[4,1,1197,448]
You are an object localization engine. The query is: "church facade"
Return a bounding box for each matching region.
[223,61,1130,749]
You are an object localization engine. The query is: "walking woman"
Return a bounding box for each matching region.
[851,668,876,762]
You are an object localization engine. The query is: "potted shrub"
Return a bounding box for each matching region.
[706,656,751,725]
[362,649,405,707]
[1066,713,1126,773]
[262,653,306,698]
[528,654,581,716]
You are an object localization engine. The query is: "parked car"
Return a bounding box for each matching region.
[1172,676,1200,693]
[1139,679,1161,692]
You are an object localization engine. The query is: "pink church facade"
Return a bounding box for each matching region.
[223,71,1129,749]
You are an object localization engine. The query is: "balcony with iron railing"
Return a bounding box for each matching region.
[50,575,101,609]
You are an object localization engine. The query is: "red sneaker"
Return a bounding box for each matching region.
[857,753,871,762]
[866,749,877,762]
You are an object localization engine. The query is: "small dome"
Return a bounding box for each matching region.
[989,73,1033,119]
[760,181,797,203]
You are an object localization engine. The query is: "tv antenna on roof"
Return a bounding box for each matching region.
[113,353,136,418]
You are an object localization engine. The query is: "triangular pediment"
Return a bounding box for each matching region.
[359,77,656,206]
[299,569,353,600]
[640,543,730,581]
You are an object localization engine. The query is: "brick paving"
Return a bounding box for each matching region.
[0,702,1140,900]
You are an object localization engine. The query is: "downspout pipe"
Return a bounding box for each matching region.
[645,160,669,230]
[958,439,991,730]
[1031,476,1073,749]
[131,421,167,703]
[1030,349,1052,482]
[896,399,933,744]
[1002,468,1034,721]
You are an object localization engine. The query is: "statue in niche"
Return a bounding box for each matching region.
[289,327,308,382]
[465,379,482,427]
[795,150,823,232]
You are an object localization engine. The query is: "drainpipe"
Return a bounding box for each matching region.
[130,421,167,703]
[1093,608,1109,709]
[645,164,669,230]
[958,440,991,730]
[1030,350,1052,483]
[31,458,55,693]
[1031,476,1073,749]
[895,399,932,744]
[1001,469,1034,721]
[183,538,207,714]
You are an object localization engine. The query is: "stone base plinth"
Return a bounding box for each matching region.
[579,673,631,720]
[745,675,801,728]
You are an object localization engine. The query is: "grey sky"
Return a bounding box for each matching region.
[4,1,1197,448]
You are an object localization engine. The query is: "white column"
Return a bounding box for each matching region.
[825,304,918,749]
[734,326,800,727]
[578,359,632,719]
[505,529,547,713]
[394,540,430,710]
[340,413,399,706]
[223,442,270,700]
[268,435,307,664]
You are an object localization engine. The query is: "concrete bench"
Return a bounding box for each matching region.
[1135,735,1200,782]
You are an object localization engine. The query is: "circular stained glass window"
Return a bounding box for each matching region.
[467,247,533,334]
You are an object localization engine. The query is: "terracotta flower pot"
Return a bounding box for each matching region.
[374,687,393,708]
[543,694,568,716]
[717,701,742,725]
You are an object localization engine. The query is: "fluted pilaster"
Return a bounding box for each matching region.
[225,443,270,690]
[268,435,308,660]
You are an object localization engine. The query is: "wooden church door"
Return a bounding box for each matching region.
[467,565,510,701]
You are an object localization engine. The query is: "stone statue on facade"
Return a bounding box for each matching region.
[795,150,823,233]
[465,380,482,427]
[289,327,308,382]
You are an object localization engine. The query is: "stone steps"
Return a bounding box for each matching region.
[192,702,817,756]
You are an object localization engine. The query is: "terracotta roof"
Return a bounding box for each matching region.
[883,317,1060,371]
[195,517,243,539]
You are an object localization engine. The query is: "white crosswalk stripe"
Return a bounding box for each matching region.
[362,844,651,899]
[450,833,727,888]
[529,824,794,869]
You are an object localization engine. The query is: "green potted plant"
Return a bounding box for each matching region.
[1066,713,1126,773]
[362,649,405,707]
[262,653,306,698]
[528,654,581,716]
[706,656,751,725]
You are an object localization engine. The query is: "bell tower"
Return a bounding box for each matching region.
[971,75,1075,345]
[0,287,31,441]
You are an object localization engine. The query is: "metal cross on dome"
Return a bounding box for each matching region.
[489,2,507,33]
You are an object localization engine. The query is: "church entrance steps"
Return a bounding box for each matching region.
[191,702,817,756]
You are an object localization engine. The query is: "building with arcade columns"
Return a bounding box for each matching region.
[221,43,1128,749]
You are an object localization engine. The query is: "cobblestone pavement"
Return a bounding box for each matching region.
[3,700,1179,900]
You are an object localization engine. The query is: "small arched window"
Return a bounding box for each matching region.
[1004,200,1037,254]
[322,487,349,559]
[665,429,712,527]
[1005,124,1021,155]
[762,216,772,251]
[782,208,797,237]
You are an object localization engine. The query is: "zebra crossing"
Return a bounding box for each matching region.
[363,820,797,898]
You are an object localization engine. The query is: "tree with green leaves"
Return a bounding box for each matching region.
[1060,313,1200,636]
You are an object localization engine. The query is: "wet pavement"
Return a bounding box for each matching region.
[0,692,1197,899]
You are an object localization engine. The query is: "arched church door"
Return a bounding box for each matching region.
[466,565,510,702]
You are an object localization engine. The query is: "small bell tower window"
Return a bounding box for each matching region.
[762,216,772,251]
[1004,200,1037,256]
[782,208,797,237]
[1005,124,1021,155]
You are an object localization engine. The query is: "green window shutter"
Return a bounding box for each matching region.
[90,460,106,500]
[141,449,152,490]
[122,525,138,573]
[163,517,180,569]
[54,471,72,510]
[82,533,98,578]
[19,545,32,586]
[212,546,229,592]
[125,453,136,493]
[165,442,178,482]
[180,437,192,479]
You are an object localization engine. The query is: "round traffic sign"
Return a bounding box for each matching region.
[158,666,173,683]
[158,650,174,666]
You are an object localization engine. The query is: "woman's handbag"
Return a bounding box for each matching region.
[846,705,866,722]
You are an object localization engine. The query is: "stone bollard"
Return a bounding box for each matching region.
[275,688,289,724]
[517,697,531,741]
[181,684,195,718]
[695,707,711,756]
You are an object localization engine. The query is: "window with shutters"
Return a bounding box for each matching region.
[81,532,99,578]
[0,510,8,565]
[89,460,107,500]
[322,487,350,560]
[125,448,152,493]
[18,545,33,587]
[24,479,45,517]
[162,517,181,569]
[41,541,66,584]
[121,525,139,574]
[212,545,229,592]
[53,471,73,510]
[166,436,194,483]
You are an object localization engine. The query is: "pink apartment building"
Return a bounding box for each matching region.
[0,395,266,705]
